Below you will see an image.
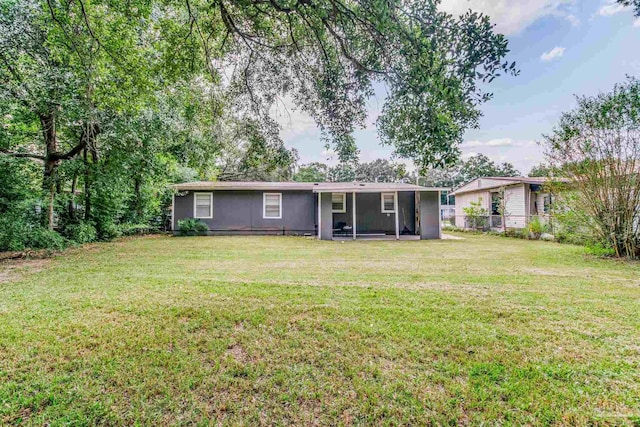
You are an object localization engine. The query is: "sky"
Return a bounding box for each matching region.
[274,0,640,175]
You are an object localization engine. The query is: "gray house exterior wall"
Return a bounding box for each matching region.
[173,187,441,239]
[174,190,317,235]
[420,191,441,239]
[319,192,333,240]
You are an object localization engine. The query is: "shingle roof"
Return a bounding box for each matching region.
[450,176,568,196]
[172,181,445,192]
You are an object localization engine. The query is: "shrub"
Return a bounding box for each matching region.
[463,198,489,230]
[0,215,68,252]
[585,242,616,257]
[118,223,160,236]
[0,203,70,252]
[555,231,590,246]
[97,221,122,241]
[62,222,98,244]
[177,218,209,236]
[25,227,68,251]
[528,217,547,240]
[503,228,529,240]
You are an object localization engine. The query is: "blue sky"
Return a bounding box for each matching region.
[275,0,640,175]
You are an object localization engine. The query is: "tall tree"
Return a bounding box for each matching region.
[543,77,640,258]
[457,154,520,184]
[528,163,551,177]
[419,154,520,188]
[0,0,155,228]
[294,163,329,182]
[355,159,408,182]
[174,0,517,168]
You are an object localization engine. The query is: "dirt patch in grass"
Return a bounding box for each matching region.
[226,343,250,363]
[0,258,50,284]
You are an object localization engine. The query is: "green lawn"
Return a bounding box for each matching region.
[1,234,639,425]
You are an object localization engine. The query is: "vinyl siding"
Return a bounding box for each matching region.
[453,178,519,195]
[504,184,526,228]
[454,191,490,228]
[173,190,316,234]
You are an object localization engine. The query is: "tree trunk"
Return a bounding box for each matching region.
[134,176,143,220]
[83,148,92,221]
[69,172,78,220]
[40,113,58,230]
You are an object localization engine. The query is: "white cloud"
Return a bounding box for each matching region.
[460,138,536,148]
[540,46,566,62]
[269,96,317,140]
[634,17,640,27]
[439,0,575,35]
[596,0,628,16]
[459,139,542,173]
[565,14,580,26]
[461,138,514,148]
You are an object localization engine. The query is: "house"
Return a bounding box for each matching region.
[450,176,557,230]
[171,181,446,240]
[439,190,456,226]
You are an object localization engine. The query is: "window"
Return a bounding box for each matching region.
[491,192,501,215]
[194,193,213,218]
[263,193,282,219]
[381,192,396,213]
[543,195,552,214]
[332,193,346,213]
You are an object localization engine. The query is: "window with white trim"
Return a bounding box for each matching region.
[263,193,282,219]
[194,192,213,218]
[381,192,396,213]
[332,193,346,213]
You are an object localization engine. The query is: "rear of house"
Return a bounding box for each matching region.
[450,177,555,230]
[171,181,445,240]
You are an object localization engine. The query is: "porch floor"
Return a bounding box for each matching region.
[332,235,420,241]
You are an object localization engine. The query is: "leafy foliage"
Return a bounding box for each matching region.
[0,0,516,250]
[543,77,640,258]
[419,154,520,188]
[527,216,547,239]
[177,218,209,236]
[617,0,640,16]
[462,198,489,230]
[293,162,329,182]
[528,163,552,177]
[293,159,408,183]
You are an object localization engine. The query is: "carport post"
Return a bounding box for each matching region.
[317,192,321,239]
[352,192,356,240]
[394,190,399,240]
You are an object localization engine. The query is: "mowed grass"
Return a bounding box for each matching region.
[1,234,639,426]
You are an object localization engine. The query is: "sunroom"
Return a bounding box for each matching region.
[313,182,444,240]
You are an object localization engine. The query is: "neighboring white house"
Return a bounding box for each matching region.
[450,177,556,230]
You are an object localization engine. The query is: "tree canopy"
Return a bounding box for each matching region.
[543,77,640,258]
[0,0,516,250]
[419,154,520,188]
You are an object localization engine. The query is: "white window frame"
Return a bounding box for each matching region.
[193,192,213,219]
[331,192,347,213]
[381,192,396,213]
[263,192,282,219]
